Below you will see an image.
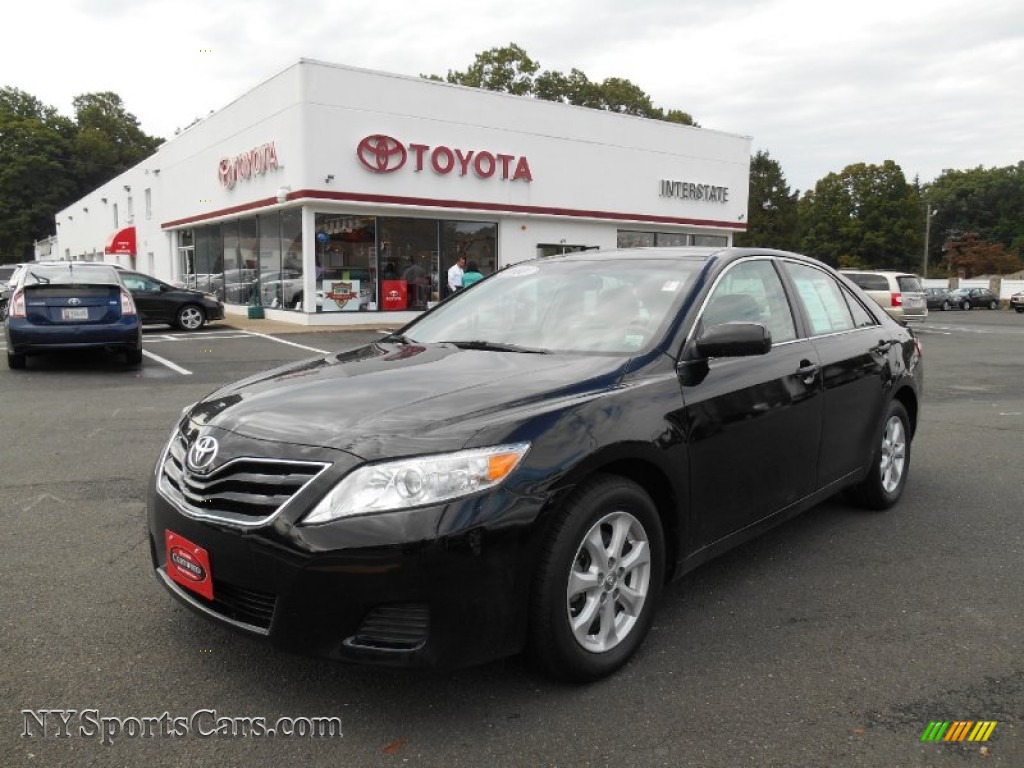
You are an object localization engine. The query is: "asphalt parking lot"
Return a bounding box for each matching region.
[2,311,1022,767]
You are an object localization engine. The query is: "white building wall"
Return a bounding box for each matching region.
[51,59,752,323]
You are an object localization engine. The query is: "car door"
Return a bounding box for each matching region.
[781,261,893,488]
[680,258,823,549]
[123,273,169,324]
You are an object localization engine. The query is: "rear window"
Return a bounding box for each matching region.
[23,264,120,287]
[896,275,923,292]
[845,273,889,291]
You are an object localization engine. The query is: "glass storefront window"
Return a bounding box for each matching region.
[656,233,689,247]
[379,217,437,311]
[617,230,727,248]
[220,221,239,302]
[618,231,656,248]
[315,214,377,312]
[693,234,728,247]
[440,221,497,297]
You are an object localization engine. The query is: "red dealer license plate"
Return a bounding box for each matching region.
[165,530,214,600]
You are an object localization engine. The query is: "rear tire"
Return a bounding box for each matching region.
[126,348,143,366]
[989,300,998,310]
[848,400,911,510]
[962,301,971,310]
[530,475,664,682]
[7,351,26,369]
[941,301,950,311]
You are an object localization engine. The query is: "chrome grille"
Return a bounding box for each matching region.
[159,432,330,526]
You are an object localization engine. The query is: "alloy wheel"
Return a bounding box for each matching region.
[566,510,652,653]
[879,415,907,494]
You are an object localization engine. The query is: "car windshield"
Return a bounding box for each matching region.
[403,257,699,354]
[23,264,120,286]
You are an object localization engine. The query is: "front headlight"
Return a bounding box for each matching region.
[301,442,530,525]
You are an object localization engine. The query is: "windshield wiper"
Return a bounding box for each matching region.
[379,332,417,344]
[440,340,550,354]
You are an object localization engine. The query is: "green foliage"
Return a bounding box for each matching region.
[923,163,1024,265]
[427,44,698,126]
[734,151,799,251]
[797,161,920,269]
[0,86,161,262]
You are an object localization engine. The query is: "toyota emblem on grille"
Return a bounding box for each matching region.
[356,134,407,173]
[187,436,219,472]
[67,298,81,305]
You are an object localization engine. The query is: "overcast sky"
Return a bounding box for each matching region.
[5,0,1021,193]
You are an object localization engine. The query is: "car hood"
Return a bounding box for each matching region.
[187,341,627,459]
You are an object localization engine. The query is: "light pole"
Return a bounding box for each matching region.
[922,203,938,278]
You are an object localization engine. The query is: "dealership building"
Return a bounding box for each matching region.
[52,59,751,326]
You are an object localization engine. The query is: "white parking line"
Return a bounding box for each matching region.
[238,331,329,354]
[143,349,193,375]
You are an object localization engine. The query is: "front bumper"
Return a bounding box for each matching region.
[146,475,544,669]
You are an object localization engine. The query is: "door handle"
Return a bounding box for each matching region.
[796,360,820,385]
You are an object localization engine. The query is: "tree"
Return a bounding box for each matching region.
[426,44,698,126]
[733,151,799,250]
[798,161,920,269]
[924,163,1024,266]
[0,88,77,261]
[70,92,163,193]
[942,232,1022,277]
[0,87,162,261]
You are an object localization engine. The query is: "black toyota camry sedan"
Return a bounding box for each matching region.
[147,247,923,681]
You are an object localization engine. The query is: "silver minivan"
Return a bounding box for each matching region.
[841,270,928,322]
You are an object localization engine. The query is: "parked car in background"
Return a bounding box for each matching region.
[949,287,1000,310]
[5,262,142,369]
[259,268,304,309]
[0,264,21,318]
[840,270,927,322]
[149,247,923,681]
[925,287,954,311]
[119,270,225,330]
[1010,291,1024,313]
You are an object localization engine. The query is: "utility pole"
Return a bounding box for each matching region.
[922,204,938,278]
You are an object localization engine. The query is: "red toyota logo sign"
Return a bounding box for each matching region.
[357,135,408,173]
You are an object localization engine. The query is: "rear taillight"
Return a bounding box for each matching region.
[120,289,137,316]
[891,292,903,307]
[9,290,25,318]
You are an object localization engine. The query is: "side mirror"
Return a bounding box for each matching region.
[694,322,772,359]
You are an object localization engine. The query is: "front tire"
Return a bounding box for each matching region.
[530,475,664,682]
[989,300,998,310]
[848,400,911,510]
[176,304,205,331]
[962,301,971,310]
[941,301,950,311]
